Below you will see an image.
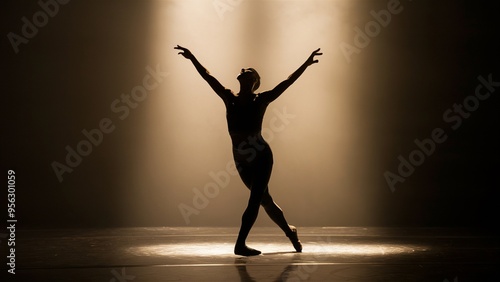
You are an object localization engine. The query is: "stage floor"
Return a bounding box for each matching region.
[6,227,500,281]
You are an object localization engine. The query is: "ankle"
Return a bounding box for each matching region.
[286,225,297,237]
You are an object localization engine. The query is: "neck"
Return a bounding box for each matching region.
[238,85,253,97]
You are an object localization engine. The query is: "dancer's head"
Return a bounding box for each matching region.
[237,68,260,92]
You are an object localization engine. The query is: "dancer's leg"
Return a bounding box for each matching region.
[234,185,266,256]
[260,190,292,235]
[261,190,302,252]
[234,150,273,256]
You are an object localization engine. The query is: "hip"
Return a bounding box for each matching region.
[231,132,273,164]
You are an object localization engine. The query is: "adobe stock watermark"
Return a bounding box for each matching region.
[213,0,244,21]
[178,106,296,224]
[340,0,405,63]
[385,73,499,192]
[109,268,135,282]
[443,276,458,282]
[7,0,71,54]
[51,64,169,183]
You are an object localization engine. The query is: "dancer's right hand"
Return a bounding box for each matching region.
[174,45,194,60]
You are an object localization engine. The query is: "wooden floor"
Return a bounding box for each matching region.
[5,227,500,281]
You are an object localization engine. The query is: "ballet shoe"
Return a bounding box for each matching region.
[287,225,302,252]
[234,245,262,256]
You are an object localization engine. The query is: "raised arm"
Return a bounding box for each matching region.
[174,45,230,99]
[262,48,322,102]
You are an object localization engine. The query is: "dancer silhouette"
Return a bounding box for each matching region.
[175,45,322,256]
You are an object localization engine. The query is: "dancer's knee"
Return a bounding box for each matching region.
[260,191,275,208]
[260,196,272,208]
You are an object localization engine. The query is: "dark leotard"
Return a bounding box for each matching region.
[222,92,273,189]
[225,93,268,135]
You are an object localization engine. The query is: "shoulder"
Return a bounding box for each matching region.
[254,91,274,104]
[221,89,236,103]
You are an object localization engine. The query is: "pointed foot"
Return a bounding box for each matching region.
[288,225,302,252]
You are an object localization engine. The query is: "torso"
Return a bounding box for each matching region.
[222,92,273,164]
[225,94,269,139]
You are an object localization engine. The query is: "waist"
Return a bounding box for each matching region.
[229,131,266,146]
